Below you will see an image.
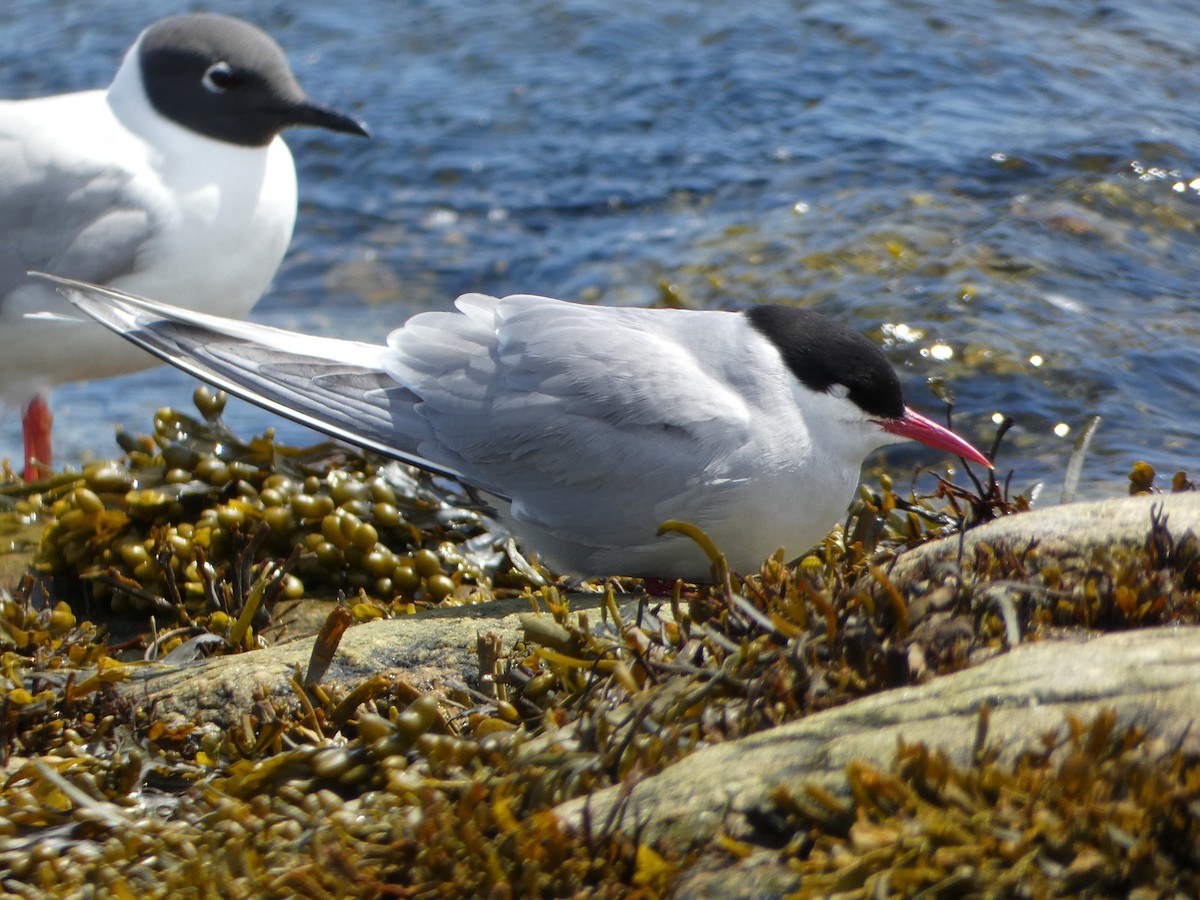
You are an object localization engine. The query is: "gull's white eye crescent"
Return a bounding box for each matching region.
[202,61,237,93]
[828,383,850,400]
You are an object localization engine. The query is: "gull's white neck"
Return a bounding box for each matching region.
[100,34,299,318]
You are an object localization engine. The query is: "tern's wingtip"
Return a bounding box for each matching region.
[26,271,94,292]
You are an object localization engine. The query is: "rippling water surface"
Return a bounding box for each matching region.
[3,0,1199,500]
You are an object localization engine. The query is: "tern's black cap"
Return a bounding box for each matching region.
[136,13,368,147]
[745,305,905,419]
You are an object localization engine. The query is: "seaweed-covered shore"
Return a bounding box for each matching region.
[1,395,1198,897]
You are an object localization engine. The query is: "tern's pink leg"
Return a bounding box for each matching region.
[21,396,53,481]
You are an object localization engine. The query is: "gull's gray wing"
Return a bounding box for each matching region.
[0,98,152,309]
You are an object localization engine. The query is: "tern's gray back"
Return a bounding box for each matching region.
[382,296,766,536]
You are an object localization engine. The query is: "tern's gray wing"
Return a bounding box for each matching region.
[40,275,469,482]
[47,278,758,546]
[0,116,152,307]
[385,294,757,539]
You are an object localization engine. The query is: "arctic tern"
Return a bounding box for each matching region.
[45,275,992,581]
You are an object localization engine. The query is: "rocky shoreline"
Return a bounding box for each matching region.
[2,445,1199,895]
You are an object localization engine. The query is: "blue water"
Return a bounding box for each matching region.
[2,0,1199,500]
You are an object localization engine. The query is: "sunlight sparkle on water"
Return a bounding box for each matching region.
[1054,423,1071,438]
[920,343,954,361]
[1131,160,1200,194]
[882,322,923,345]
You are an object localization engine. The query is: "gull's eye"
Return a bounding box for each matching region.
[202,61,239,93]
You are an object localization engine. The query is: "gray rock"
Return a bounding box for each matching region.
[553,626,1200,850]
[126,595,540,726]
[888,491,1200,582]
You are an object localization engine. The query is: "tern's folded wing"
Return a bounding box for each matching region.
[385,294,757,541]
[42,274,467,482]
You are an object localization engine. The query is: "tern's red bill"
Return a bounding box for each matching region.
[877,407,992,468]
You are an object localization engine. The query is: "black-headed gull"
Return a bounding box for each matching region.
[45,275,992,581]
[0,13,366,480]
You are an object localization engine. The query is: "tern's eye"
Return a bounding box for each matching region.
[202,61,239,93]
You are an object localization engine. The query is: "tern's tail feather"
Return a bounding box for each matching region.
[36,273,466,481]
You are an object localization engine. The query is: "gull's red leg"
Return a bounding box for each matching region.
[21,396,53,481]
